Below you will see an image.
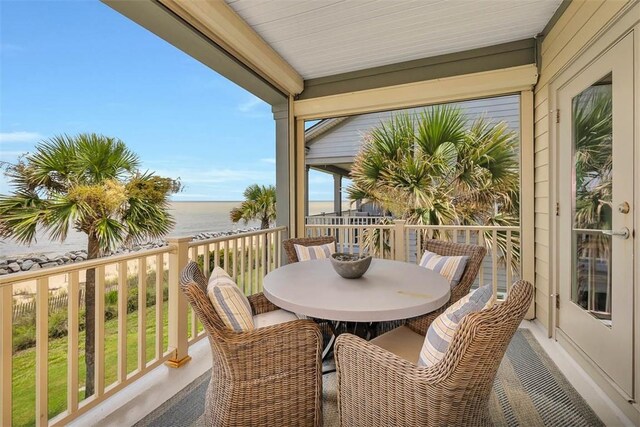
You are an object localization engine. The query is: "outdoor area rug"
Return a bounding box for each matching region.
[135,329,603,427]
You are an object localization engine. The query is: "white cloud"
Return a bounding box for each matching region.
[0,131,42,143]
[260,158,276,164]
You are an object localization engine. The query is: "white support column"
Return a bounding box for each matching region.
[273,102,290,234]
[305,166,310,218]
[520,90,535,320]
[333,174,342,215]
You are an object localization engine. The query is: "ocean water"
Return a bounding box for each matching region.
[0,201,337,258]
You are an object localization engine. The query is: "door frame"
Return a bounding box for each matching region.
[548,9,639,416]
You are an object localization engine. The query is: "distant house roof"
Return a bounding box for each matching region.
[304,94,521,177]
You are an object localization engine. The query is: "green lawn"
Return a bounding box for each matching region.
[10,259,268,427]
[11,303,203,427]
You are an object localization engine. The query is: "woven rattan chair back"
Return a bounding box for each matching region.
[336,280,534,427]
[180,261,323,426]
[423,239,486,303]
[180,261,228,339]
[384,239,486,336]
[283,236,336,263]
[428,280,534,426]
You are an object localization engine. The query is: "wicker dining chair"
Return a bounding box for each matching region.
[335,280,534,427]
[377,239,486,337]
[180,262,323,426]
[283,236,337,263]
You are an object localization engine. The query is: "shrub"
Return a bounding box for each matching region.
[48,310,68,339]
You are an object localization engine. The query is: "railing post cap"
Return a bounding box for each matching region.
[393,219,407,224]
[166,236,193,244]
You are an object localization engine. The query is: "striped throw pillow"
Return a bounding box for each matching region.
[419,249,469,287]
[207,266,254,332]
[294,242,336,261]
[418,285,494,367]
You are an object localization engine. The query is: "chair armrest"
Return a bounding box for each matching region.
[335,333,443,426]
[248,292,280,314]
[225,319,323,382]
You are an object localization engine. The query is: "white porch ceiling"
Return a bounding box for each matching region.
[225,0,562,80]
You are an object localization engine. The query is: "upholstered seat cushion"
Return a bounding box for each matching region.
[207,266,254,332]
[253,309,299,329]
[370,325,424,364]
[419,249,469,287]
[419,284,494,367]
[294,242,336,261]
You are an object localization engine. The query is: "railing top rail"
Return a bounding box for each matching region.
[305,224,395,229]
[0,245,174,287]
[305,216,388,219]
[405,225,520,231]
[186,226,287,247]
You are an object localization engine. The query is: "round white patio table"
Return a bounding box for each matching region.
[263,258,451,322]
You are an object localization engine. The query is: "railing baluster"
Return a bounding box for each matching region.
[248,235,254,294]
[67,271,80,412]
[240,236,246,294]
[277,230,282,268]
[478,231,484,286]
[224,239,229,274]
[261,233,267,290]
[203,244,211,278]
[95,265,106,397]
[117,261,128,383]
[155,255,163,360]
[214,242,220,267]
[138,257,147,371]
[0,284,12,426]
[266,233,272,274]
[492,230,498,298]
[35,277,48,427]
[506,230,513,293]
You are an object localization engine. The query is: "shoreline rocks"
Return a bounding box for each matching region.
[0,227,260,276]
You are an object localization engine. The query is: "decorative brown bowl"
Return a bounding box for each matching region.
[330,253,372,279]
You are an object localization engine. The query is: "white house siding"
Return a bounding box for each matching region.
[533,0,630,333]
[306,94,520,165]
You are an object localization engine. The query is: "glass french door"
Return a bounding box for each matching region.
[557,33,634,397]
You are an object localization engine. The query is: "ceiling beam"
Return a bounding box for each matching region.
[309,164,351,177]
[299,39,536,100]
[158,0,303,95]
[294,64,539,120]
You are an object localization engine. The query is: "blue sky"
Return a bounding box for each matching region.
[0,1,334,201]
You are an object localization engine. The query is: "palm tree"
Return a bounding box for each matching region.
[0,133,180,397]
[230,184,276,229]
[348,105,520,267]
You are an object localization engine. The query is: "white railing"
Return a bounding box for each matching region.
[305,221,521,300]
[305,215,388,226]
[0,226,286,427]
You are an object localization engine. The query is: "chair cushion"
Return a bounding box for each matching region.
[419,249,469,287]
[294,242,336,261]
[418,284,494,367]
[370,325,424,364]
[207,266,254,332]
[253,309,299,329]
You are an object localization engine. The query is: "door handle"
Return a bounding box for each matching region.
[601,227,630,239]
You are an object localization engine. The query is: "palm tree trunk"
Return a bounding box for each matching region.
[84,236,99,398]
[261,215,269,230]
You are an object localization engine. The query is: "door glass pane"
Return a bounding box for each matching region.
[571,73,612,325]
